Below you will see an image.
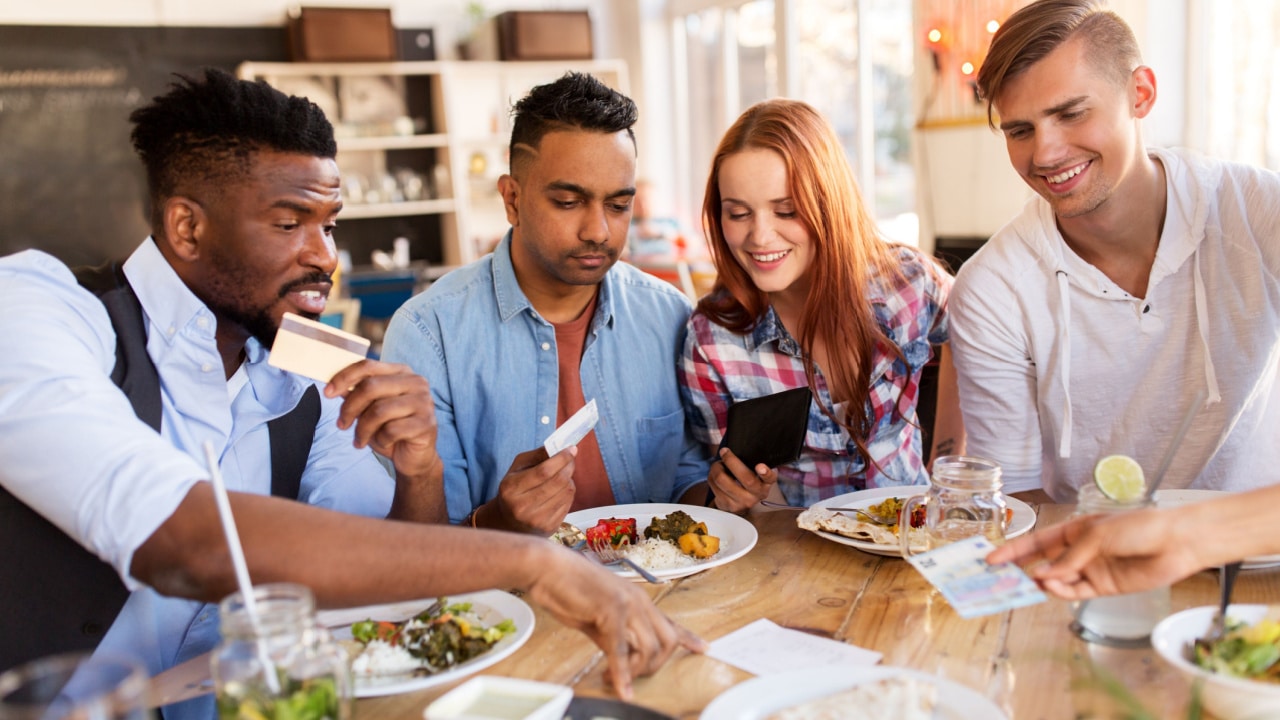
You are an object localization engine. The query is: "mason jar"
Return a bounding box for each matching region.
[901,455,1007,557]
[1069,485,1172,647]
[211,583,351,720]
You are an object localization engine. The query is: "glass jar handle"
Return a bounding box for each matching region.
[899,494,926,558]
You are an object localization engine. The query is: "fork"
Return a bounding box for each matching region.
[1204,561,1243,644]
[587,539,664,584]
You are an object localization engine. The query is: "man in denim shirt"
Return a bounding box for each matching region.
[383,73,710,535]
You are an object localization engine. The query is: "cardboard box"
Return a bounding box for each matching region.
[287,7,397,62]
[497,11,593,61]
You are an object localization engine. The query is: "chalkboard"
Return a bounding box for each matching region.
[0,26,290,266]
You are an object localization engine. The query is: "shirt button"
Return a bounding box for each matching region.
[541,342,551,351]
[167,326,176,336]
[196,317,209,329]
[201,363,213,372]
[541,416,550,425]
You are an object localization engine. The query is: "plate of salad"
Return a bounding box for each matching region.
[317,589,534,698]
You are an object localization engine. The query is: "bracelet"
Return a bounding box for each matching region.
[466,506,481,529]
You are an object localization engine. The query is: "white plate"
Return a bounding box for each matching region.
[317,589,535,698]
[804,486,1037,557]
[700,665,1008,720]
[563,503,758,581]
[1155,489,1280,570]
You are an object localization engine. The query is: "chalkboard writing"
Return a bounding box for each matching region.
[0,26,289,266]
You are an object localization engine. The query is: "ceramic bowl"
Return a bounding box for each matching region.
[1152,604,1280,719]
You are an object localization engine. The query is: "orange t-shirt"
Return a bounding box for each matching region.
[553,291,614,511]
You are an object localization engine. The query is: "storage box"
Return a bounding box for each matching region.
[497,11,593,61]
[287,7,397,62]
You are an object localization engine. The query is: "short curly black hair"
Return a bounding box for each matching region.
[508,71,637,177]
[129,67,337,232]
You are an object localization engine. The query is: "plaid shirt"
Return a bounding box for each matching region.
[679,246,952,506]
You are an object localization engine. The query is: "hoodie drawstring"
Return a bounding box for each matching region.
[1192,249,1223,404]
[1055,270,1073,458]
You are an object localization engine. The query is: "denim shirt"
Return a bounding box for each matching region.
[383,232,710,522]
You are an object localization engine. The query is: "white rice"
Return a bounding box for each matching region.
[621,537,702,570]
[350,639,419,677]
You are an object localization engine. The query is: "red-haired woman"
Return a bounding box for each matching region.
[680,99,964,512]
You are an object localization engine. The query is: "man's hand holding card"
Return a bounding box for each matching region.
[270,313,444,520]
[482,400,599,536]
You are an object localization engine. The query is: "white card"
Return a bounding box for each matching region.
[905,535,1047,619]
[543,399,599,456]
[268,312,370,383]
[707,618,882,676]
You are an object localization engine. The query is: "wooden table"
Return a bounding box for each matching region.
[152,503,1280,718]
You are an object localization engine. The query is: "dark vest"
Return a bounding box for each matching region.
[0,261,320,672]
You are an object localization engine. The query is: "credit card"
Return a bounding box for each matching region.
[544,399,599,456]
[905,535,1047,619]
[268,312,371,383]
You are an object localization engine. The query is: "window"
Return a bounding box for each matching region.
[1196,0,1280,169]
[670,0,917,245]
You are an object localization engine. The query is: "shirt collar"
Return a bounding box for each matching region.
[121,237,297,400]
[122,237,217,349]
[491,230,616,330]
[747,305,801,355]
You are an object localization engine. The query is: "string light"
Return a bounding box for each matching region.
[960,61,975,75]
[987,19,1001,33]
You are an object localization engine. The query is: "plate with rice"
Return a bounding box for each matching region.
[317,589,534,698]
[563,503,758,581]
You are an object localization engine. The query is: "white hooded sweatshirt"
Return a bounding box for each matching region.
[951,147,1280,501]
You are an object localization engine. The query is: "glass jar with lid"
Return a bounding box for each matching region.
[211,583,352,720]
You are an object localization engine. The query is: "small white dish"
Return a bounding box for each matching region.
[424,676,573,720]
[1152,604,1280,719]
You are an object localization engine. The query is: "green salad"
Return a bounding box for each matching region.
[216,674,342,720]
[349,599,517,676]
[1193,616,1280,682]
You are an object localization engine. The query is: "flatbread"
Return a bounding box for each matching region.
[797,507,927,552]
[764,675,937,720]
[797,507,896,544]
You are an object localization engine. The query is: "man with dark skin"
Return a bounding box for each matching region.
[0,70,702,715]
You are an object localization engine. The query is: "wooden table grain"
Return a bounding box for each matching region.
[151,503,1279,718]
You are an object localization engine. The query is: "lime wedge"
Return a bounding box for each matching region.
[1093,455,1146,501]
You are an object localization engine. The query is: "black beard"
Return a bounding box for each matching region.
[204,272,332,349]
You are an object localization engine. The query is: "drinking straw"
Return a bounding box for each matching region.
[1144,387,1209,499]
[202,441,281,694]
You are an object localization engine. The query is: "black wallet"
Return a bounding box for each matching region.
[719,386,813,469]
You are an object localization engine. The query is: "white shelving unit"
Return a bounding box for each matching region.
[237,59,629,269]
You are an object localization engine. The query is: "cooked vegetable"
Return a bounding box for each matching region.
[644,510,698,542]
[351,599,516,677]
[1194,616,1280,682]
[642,511,720,558]
[678,532,720,558]
[586,517,637,548]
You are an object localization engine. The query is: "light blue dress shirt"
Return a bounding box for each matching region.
[0,241,394,719]
[382,232,710,522]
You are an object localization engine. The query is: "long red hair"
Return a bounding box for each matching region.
[699,99,908,462]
